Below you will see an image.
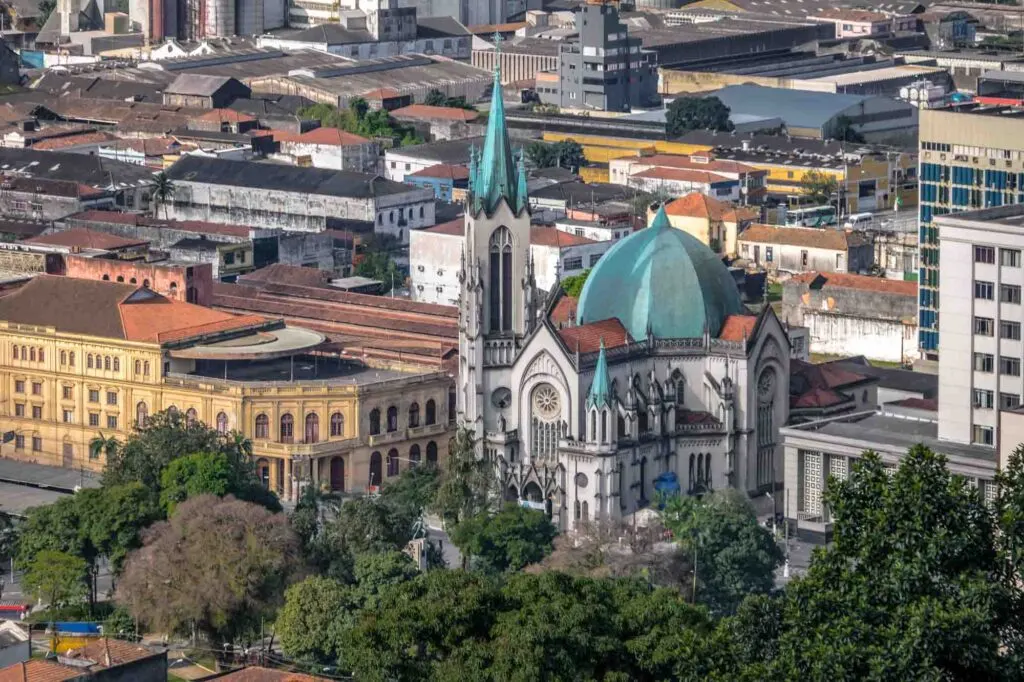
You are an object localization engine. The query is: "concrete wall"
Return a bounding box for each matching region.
[279,140,379,172]
[0,640,29,669]
[999,409,1024,470]
[279,231,335,270]
[738,240,870,274]
[799,311,915,363]
[63,255,215,305]
[410,228,462,305]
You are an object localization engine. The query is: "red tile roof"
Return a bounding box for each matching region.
[31,131,120,151]
[292,127,370,146]
[409,163,470,180]
[529,227,596,247]
[0,660,85,682]
[718,314,757,341]
[362,87,401,99]
[788,271,917,297]
[738,224,852,251]
[240,264,331,288]
[662,193,751,221]
[63,638,160,669]
[558,318,630,353]
[631,167,732,184]
[422,218,464,236]
[549,294,578,327]
[195,109,257,123]
[25,228,148,251]
[791,386,848,409]
[390,104,479,122]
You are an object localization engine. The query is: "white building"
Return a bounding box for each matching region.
[456,70,793,531]
[410,220,610,306]
[936,206,1024,447]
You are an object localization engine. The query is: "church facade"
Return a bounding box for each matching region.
[457,71,793,532]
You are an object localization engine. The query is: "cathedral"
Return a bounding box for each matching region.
[457,70,793,531]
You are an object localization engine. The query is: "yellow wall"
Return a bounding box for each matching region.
[578,166,609,183]
[0,324,453,497]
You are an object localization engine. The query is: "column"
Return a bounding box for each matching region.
[312,456,320,492]
[285,457,293,502]
[269,456,278,493]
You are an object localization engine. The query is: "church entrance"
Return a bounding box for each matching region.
[329,456,345,492]
[506,485,519,501]
[523,481,543,503]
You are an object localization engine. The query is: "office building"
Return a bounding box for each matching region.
[917,105,1024,359]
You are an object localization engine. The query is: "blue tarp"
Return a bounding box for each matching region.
[654,471,681,502]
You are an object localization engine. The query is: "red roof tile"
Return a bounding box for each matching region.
[791,386,848,409]
[718,314,757,341]
[0,660,85,682]
[529,227,596,247]
[662,193,751,221]
[390,104,479,123]
[63,638,159,669]
[422,218,464,236]
[788,271,917,297]
[739,224,853,251]
[558,318,630,353]
[240,264,331,288]
[631,167,732,184]
[25,228,148,251]
[549,294,577,326]
[408,163,470,180]
[362,87,400,99]
[31,131,120,151]
[195,109,257,123]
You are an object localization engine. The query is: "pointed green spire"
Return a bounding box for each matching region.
[587,339,612,410]
[476,66,517,214]
[516,147,529,213]
[650,204,671,230]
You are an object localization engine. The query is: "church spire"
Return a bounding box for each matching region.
[474,61,517,215]
[587,339,612,409]
[650,203,671,230]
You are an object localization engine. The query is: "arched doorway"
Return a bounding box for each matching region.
[329,457,345,492]
[255,458,271,488]
[369,451,382,488]
[523,481,543,503]
[506,485,519,501]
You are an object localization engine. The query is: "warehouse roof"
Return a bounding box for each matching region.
[0,148,155,189]
[164,156,422,199]
[165,74,242,96]
[711,85,875,131]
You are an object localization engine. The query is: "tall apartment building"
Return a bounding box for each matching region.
[536,0,659,113]
[934,206,1024,448]
[918,106,1024,360]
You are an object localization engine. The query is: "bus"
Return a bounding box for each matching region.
[784,205,837,228]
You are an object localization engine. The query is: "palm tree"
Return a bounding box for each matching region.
[151,172,175,220]
[89,433,118,463]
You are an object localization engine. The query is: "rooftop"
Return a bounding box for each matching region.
[25,228,148,251]
[0,148,155,189]
[824,355,937,397]
[164,156,421,198]
[933,203,1024,228]
[0,660,84,682]
[165,73,240,96]
[390,104,480,122]
[663,193,754,221]
[812,8,892,21]
[711,84,877,131]
[787,271,917,296]
[557,318,631,354]
[408,163,470,181]
[390,136,482,165]
[67,210,253,239]
[631,167,733,184]
[738,224,863,251]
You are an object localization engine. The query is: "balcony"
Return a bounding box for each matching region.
[368,429,406,447]
[256,437,360,457]
[408,422,448,438]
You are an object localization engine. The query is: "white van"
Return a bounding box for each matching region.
[843,213,873,228]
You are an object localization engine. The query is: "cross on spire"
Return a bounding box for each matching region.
[492,31,505,52]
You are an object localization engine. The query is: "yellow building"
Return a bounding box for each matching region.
[0,276,453,502]
[651,192,758,257]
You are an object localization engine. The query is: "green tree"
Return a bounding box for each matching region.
[17,496,96,606]
[22,550,88,610]
[432,428,494,534]
[378,465,439,532]
[89,432,119,464]
[666,96,734,137]
[151,171,175,220]
[77,483,159,576]
[116,495,299,645]
[103,605,139,641]
[0,509,16,562]
[662,489,782,616]
[158,451,233,514]
[765,447,1013,680]
[561,269,590,298]
[277,576,353,664]
[350,551,420,609]
[451,503,557,573]
[298,99,422,147]
[424,88,448,107]
[525,139,585,171]
[800,170,839,206]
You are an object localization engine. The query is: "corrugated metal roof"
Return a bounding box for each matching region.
[712,84,874,131]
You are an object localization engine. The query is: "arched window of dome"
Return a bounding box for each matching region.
[488,227,513,333]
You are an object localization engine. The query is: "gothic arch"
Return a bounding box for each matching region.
[488,226,514,333]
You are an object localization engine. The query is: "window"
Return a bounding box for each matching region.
[62,385,72,400]
[62,409,73,423]
[801,250,808,268]
[87,354,94,369]
[14,380,23,393]
[589,254,601,267]
[408,403,420,428]
[304,413,319,443]
[766,246,773,262]
[1002,248,1021,267]
[89,413,99,427]
[63,442,73,460]
[975,316,995,336]
[143,361,150,376]
[28,348,34,362]
[107,415,118,430]
[1003,321,1022,340]
[11,345,16,360]
[14,435,23,450]
[106,391,117,406]
[185,408,197,424]
[31,382,41,396]
[88,389,99,403]
[37,349,43,362]
[489,227,514,333]
[60,351,66,365]
[14,403,24,417]
[136,402,148,426]
[975,353,995,372]
[104,356,111,371]
[976,280,995,300]
[973,389,994,409]
[224,252,235,265]
[369,408,381,435]
[387,449,399,477]
[975,245,995,263]
[973,424,994,446]
[215,411,228,434]
[425,399,436,425]
[564,256,583,271]
[280,414,294,443]
[330,412,344,437]
[1002,392,1021,410]
[31,406,41,420]
[1003,356,1022,376]
[134,360,141,374]
[1002,284,1022,304]
[386,406,398,432]
[112,358,119,372]
[255,413,269,439]
[69,352,74,367]
[31,436,41,452]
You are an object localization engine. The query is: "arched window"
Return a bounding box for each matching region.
[330,412,344,437]
[419,206,424,218]
[389,210,395,223]
[29,348,35,362]
[12,345,17,360]
[426,441,438,466]
[386,406,398,432]
[387,448,399,477]
[689,454,696,493]
[167,405,178,416]
[134,360,141,374]
[130,278,136,284]
[369,408,381,435]
[408,402,420,428]
[87,354,93,369]
[102,274,109,281]
[425,399,436,425]
[104,356,111,371]
[143,361,149,375]
[409,444,421,466]
[143,279,150,288]
[601,411,608,443]
[69,352,75,367]
[38,348,43,363]
[696,455,704,492]
[488,226,513,332]
[705,453,712,489]
[60,351,66,365]
[581,501,589,521]
[185,407,197,424]
[136,401,148,426]
[255,413,269,439]
[216,412,228,434]
[590,411,596,441]
[112,357,119,372]
[369,452,382,487]
[305,413,319,443]
[280,414,294,443]
[448,388,456,423]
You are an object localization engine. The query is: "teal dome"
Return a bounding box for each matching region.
[576,206,744,339]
